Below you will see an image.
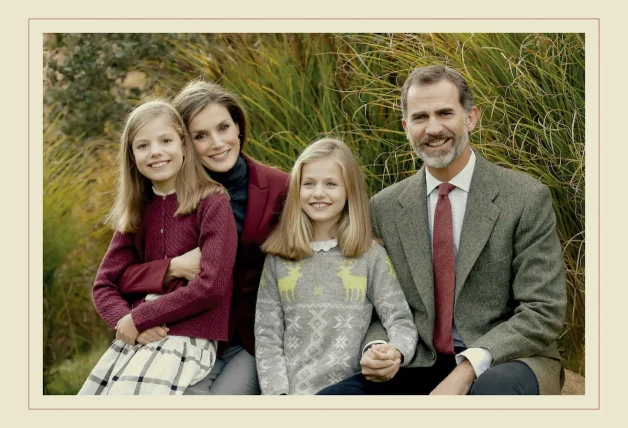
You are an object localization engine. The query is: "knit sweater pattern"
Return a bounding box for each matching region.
[92,191,238,341]
[254,242,418,395]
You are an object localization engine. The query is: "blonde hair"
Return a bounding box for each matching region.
[172,78,248,151]
[106,99,225,233]
[262,138,373,260]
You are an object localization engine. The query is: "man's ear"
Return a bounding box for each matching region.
[467,106,479,132]
[402,118,409,137]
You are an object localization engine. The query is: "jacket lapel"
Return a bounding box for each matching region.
[396,168,435,321]
[455,152,500,301]
[241,155,269,247]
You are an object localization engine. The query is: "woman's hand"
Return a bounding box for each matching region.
[115,313,139,345]
[136,325,169,345]
[165,247,201,282]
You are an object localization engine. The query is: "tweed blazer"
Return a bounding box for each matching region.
[367,150,567,394]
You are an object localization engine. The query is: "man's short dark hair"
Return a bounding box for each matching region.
[400,65,475,118]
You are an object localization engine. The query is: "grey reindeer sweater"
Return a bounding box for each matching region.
[254,240,418,395]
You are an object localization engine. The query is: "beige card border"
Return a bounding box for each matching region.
[25,13,600,420]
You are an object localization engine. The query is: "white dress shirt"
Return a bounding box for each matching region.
[425,150,492,377]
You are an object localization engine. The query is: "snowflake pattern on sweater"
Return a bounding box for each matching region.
[254,242,418,395]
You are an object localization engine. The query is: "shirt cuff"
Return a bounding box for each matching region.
[362,340,387,355]
[455,347,493,378]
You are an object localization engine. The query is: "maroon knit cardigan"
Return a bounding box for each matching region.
[92,192,238,341]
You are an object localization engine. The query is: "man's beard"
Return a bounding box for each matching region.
[410,132,468,169]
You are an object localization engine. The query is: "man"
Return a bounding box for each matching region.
[318,65,566,395]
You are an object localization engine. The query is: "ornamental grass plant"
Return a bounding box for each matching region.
[42,32,585,393]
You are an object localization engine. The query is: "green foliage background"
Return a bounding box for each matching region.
[43,33,585,394]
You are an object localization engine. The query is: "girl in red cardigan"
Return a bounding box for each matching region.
[78,100,237,395]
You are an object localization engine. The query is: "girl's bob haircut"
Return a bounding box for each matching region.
[172,78,248,151]
[262,137,373,260]
[106,99,225,233]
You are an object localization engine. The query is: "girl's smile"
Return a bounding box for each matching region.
[310,202,331,209]
[148,160,171,169]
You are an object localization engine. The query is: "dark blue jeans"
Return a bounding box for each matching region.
[317,356,538,395]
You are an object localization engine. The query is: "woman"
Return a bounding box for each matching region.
[117,80,289,394]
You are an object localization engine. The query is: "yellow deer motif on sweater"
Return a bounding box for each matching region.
[337,260,367,302]
[278,260,303,302]
[384,256,396,279]
[260,267,268,287]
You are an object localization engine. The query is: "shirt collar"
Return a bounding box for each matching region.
[425,149,476,195]
[152,186,176,197]
[311,238,338,252]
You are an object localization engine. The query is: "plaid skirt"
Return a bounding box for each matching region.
[78,336,217,395]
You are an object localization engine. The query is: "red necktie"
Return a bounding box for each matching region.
[433,183,456,355]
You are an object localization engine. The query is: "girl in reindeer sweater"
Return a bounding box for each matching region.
[255,138,417,395]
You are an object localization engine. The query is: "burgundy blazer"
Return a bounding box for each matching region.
[118,154,289,355]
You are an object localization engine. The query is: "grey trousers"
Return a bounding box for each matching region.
[183,343,261,395]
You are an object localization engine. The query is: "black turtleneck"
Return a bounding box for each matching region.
[205,155,249,237]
